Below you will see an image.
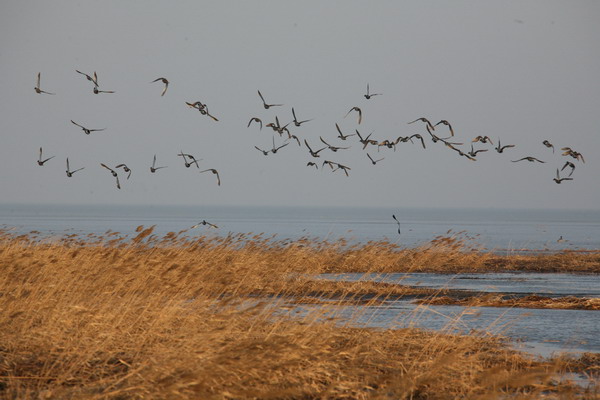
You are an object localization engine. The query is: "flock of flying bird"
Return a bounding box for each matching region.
[34,72,585,229]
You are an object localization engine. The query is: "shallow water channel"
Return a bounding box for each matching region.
[308,273,600,358]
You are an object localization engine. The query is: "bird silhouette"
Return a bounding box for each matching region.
[247,117,263,130]
[258,90,283,109]
[65,158,84,177]
[553,169,573,184]
[561,147,584,163]
[177,152,201,168]
[472,136,494,145]
[434,120,454,136]
[191,220,218,229]
[271,136,289,154]
[467,144,488,158]
[71,120,106,135]
[150,155,167,173]
[255,146,270,156]
[76,70,98,87]
[367,153,384,165]
[512,157,545,163]
[320,136,350,152]
[101,164,120,189]
[115,164,132,179]
[392,215,401,235]
[291,108,312,126]
[345,107,362,124]
[34,73,55,95]
[542,140,554,153]
[151,77,169,96]
[306,162,318,169]
[37,147,54,166]
[561,161,576,177]
[335,123,356,140]
[200,169,221,186]
[408,117,434,131]
[364,83,382,99]
[304,139,327,158]
[495,139,516,153]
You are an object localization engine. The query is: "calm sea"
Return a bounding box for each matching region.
[1,203,599,252]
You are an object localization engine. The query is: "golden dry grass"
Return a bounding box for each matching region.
[0,228,598,399]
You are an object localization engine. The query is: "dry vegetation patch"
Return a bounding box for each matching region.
[0,229,598,398]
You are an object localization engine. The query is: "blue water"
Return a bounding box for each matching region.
[1,203,599,251]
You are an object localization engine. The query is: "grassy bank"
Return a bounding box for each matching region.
[1,228,598,398]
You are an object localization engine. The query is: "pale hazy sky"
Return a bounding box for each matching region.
[1,1,599,209]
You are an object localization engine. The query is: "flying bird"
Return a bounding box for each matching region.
[93,86,115,94]
[320,136,350,152]
[306,162,318,169]
[512,157,545,163]
[561,147,584,163]
[304,139,327,158]
[434,120,454,136]
[75,70,98,87]
[364,83,382,99]
[495,139,516,153]
[177,152,201,168]
[247,117,263,130]
[542,140,554,153]
[65,158,84,177]
[150,155,167,173]
[335,123,356,140]
[71,120,106,135]
[258,90,283,109]
[255,146,270,156]
[392,215,401,235]
[151,77,169,96]
[291,108,312,126]
[367,153,384,165]
[553,169,573,184]
[333,163,351,177]
[200,169,221,186]
[408,134,427,149]
[472,136,494,145]
[191,220,218,229]
[407,117,435,131]
[115,164,132,179]
[37,147,54,166]
[467,144,488,158]
[101,163,121,189]
[271,137,289,154]
[345,107,362,124]
[561,161,576,177]
[34,72,55,95]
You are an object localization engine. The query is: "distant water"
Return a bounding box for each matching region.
[1,203,599,252]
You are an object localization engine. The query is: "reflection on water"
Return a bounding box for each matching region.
[310,273,600,357]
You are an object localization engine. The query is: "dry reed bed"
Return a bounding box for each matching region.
[0,228,599,399]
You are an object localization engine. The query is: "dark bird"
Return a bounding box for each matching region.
[322,160,337,170]
[408,134,427,149]
[425,125,452,143]
[289,134,301,146]
[37,147,54,166]
[561,147,585,163]
[304,139,327,158]
[472,136,494,145]
[407,117,435,131]
[101,163,120,189]
[333,163,351,177]
[247,117,263,130]
[271,136,289,154]
[200,168,221,186]
[151,77,169,96]
[542,140,554,153]
[345,107,362,124]
[467,144,488,158]
[150,155,167,173]
[306,162,318,169]
[320,136,350,152]
[34,72,55,95]
[71,120,106,135]
[101,163,118,177]
[76,70,98,87]
[255,146,270,156]
[93,87,115,94]
[115,164,132,179]
[258,90,283,109]
[335,123,356,140]
[512,156,545,163]
[367,153,384,165]
[65,158,84,177]
[356,130,378,149]
[392,214,401,235]
[434,120,454,136]
[364,83,382,99]
[553,169,573,184]
[495,139,516,153]
[191,220,218,229]
[561,161,576,177]
[177,152,201,168]
[291,108,312,126]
